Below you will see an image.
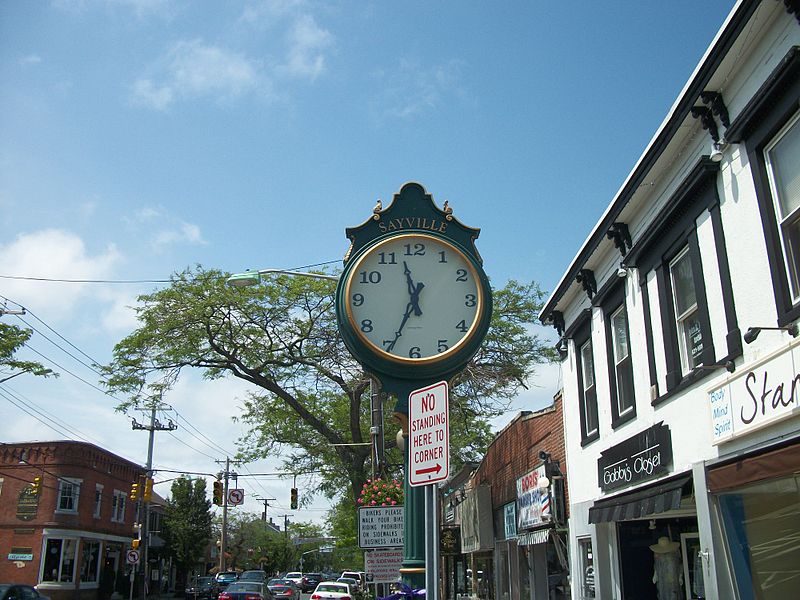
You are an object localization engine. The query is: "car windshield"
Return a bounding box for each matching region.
[317,584,347,593]
[239,573,263,581]
[218,574,237,581]
[227,583,261,593]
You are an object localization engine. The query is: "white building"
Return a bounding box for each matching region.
[539,2,799,599]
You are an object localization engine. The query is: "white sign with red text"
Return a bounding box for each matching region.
[409,381,449,487]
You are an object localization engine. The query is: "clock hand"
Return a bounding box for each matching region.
[403,261,424,316]
[385,302,415,353]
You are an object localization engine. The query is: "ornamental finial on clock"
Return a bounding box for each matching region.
[372,198,383,220]
[443,200,453,221]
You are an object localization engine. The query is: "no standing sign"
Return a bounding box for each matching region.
[409,381,449,487]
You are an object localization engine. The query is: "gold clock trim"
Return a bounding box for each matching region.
[344,232,486,366]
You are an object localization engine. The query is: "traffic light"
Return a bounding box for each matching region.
[31,476,42,496]
[290,487,298,510]
[131,539,140,550]
[130,482,140,501]
[213,480,223,506]
[143,478,153,502]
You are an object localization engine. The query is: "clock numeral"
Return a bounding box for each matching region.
[352,293,364,306]
[465,294,477,307]
[456,319,468,333]
[403,243,425,256]
[359,270,382,284]
[382,340,394,349]
[361,319,374,333]
[409,346,422,359]
[438,339,449,353]
[378,252,396,265]
[456,269,468,282]
[438,251,447,263]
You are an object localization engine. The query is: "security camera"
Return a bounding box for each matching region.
[617,265,628,278]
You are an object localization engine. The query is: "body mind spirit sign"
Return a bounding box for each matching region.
[598,422,673,492]
[708,338,799,444]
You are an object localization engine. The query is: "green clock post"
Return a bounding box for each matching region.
[335,182,492,588]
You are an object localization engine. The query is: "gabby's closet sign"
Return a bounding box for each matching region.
[708,337,799,444]
[516,465,550,528]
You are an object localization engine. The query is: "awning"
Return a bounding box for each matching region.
[516,528,551,546]
[588,475,692,524]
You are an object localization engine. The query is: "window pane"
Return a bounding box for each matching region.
[43,539,62,582]
[768,116,800,220]
[612,306,629,363]
[59,482,75,511]
[670,252,697,317]
[782,212,800,298]
[616,357,635,415]
[682,312,704,370]
[585,388,598,435]
[581,341,594,389]
[60,539,77,582]
[578,538,595,599]
[81,541,100,582]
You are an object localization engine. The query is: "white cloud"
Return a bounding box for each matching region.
[279,14,333,81]
[152,221,206,250]
[239,0,307,25]
[371,58,466,121]
[131,40,262,110]
[0,229,120,321]
[99,289,140,333]
[19,54,42,66]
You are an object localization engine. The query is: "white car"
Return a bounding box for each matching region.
[283,573,305,589]
[310,582,353,600]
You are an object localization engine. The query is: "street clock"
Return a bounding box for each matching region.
[336,182,492,405]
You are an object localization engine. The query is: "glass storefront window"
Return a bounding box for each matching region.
[42,538,78,583]
[577,537,595,600]
[717,474,800,600]
[81,540,101,583]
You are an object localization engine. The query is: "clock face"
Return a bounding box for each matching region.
[344,233,485,364]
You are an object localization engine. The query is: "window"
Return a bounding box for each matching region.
[669,247,705,374]
[93,485,103,518]
[111,491,126,523]
[56,479,80,513]
[41,538,78,582]
[606,296,636,426]
[577,537,595,599]
[80,540,101,583]
[764,112,800,303]
[579,339,599,441]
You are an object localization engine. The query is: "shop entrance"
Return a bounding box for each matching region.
[617,517,701,599]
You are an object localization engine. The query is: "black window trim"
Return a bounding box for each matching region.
[725,45,800,326]
[572,315,600,446]
[601,282,637,428]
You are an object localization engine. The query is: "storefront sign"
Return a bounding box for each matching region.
[358,506,404,548]
[708,338,799,444]
[8,547,33,561]
[503,502,517,539]
[440,526,461,555]
[597,422,673,492]
[16,488,39,521]
[459,486,494,553]
[516,465,550,528]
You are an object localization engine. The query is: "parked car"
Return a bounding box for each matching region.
[340,572,366,590]
[310,582,353,600]
[283,573,305,590]
[302,573,322,592]
[186,576,219,599]
[215,572,239,590]
[0,585,50,600]
[239,571,268,584]
[266,579,299,600]
[218,582,273,600]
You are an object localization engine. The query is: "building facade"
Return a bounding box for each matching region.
[539,2,800,599]
[444,396,569,600]
[0,441,144,600]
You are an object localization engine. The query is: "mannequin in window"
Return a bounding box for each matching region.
[650,536,683,599]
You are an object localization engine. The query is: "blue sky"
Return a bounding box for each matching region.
[1,1,735,521]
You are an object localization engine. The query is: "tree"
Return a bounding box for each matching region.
[103,266,553,505]
[163,477,213,586]
[0,322,55,383]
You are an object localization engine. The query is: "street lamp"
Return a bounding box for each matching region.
[226,268,339,287]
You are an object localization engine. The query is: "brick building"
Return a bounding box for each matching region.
[442,394,569,600]
[0,441,144,600]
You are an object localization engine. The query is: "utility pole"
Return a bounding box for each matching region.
[255,496,276,523]
[276,514,293,571]
[215,457,241,572]
[370,379,385,479]
[132,405,176,600]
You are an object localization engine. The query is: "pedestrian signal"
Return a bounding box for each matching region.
[213,480,223,506]
[290,487,298,510]
[143,478,153,502]
[31,476,42,496]
[130,482,140,501]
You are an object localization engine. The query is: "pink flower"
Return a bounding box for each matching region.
[370,500,376,505]
[391,500,397,505]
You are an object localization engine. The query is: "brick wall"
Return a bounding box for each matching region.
[473,394,569,516]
